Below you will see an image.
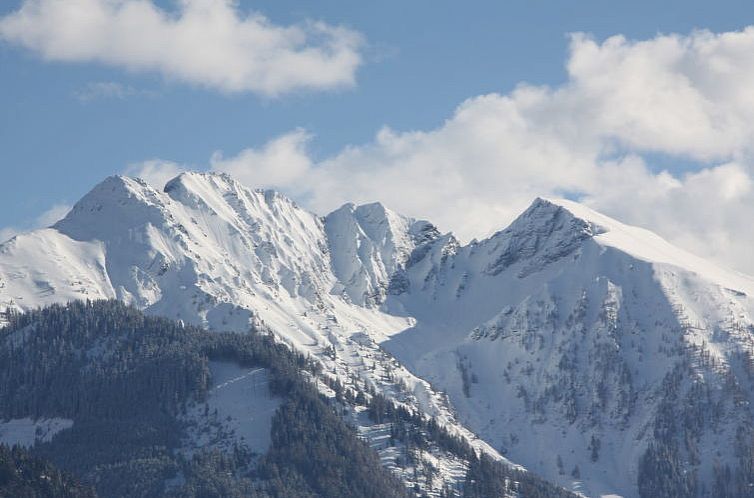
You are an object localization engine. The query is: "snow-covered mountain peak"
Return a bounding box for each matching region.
[531,196,612,228]
[325,201,440,306]
[9,173,754,497]
[474,196,754,296]
[53,175,171,243]
[338,200,440,246]
[382,196,754,497]
[163,171,307,215]
[479,197,605,278]
[61,175,144,213]
[164,170,235,190]
[31,172,333,317]
[66,174,160,210]
[165,171,252,202]
[493,196,606,241]
[532,197,754,296]
[84,174,154,197]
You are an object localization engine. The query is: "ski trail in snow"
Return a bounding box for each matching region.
[212,367,265,391]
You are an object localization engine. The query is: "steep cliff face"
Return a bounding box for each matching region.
[0,173,501,497]
[49,173,332,323]
[325,201,439,306]
[3,175,754,497]
[385,198,754,497]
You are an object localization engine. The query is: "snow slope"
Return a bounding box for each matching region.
[0,172,500,495]
[384,197,754,497]
[3,174,754,497]
[0,418,73,447]
[325,201,439,306]
[182,362,280,458]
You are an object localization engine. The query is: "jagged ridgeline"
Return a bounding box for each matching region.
[0,300,576,498]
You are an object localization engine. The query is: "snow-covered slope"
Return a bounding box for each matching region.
[325,201,439,306]
[0,172,500,496]
[3,174,754,497]
[384,197,754,497]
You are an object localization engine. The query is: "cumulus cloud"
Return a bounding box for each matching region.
[584,161,754,276]
[4,8,754,273]
[160,27,754,274]
[0,0,363,96]
[124,160,187,190]
[124,130,312,191]
[211,129,313,187]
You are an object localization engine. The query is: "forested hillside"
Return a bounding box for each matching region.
[0,300,409,498]
[0,444,96,498]
[0,300,576,498]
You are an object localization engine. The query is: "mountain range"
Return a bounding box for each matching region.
[3,172,754,498]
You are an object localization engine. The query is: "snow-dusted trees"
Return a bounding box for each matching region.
[0,444,95,497]
[0,300,409,498]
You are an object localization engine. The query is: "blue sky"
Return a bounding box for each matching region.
[3,0,754,272]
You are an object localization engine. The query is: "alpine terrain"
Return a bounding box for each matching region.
[2,172,754,498]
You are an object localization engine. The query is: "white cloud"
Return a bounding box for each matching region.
[124,159,186,190]
[182,27,754,274]
[0,0,364,96]
[562,30,754,161]
[210,129,313,188]
[582,161,754,276]
[125,131,313,192]
[54,25,754,276]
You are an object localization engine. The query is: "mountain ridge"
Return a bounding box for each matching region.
[3,171,754,497]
